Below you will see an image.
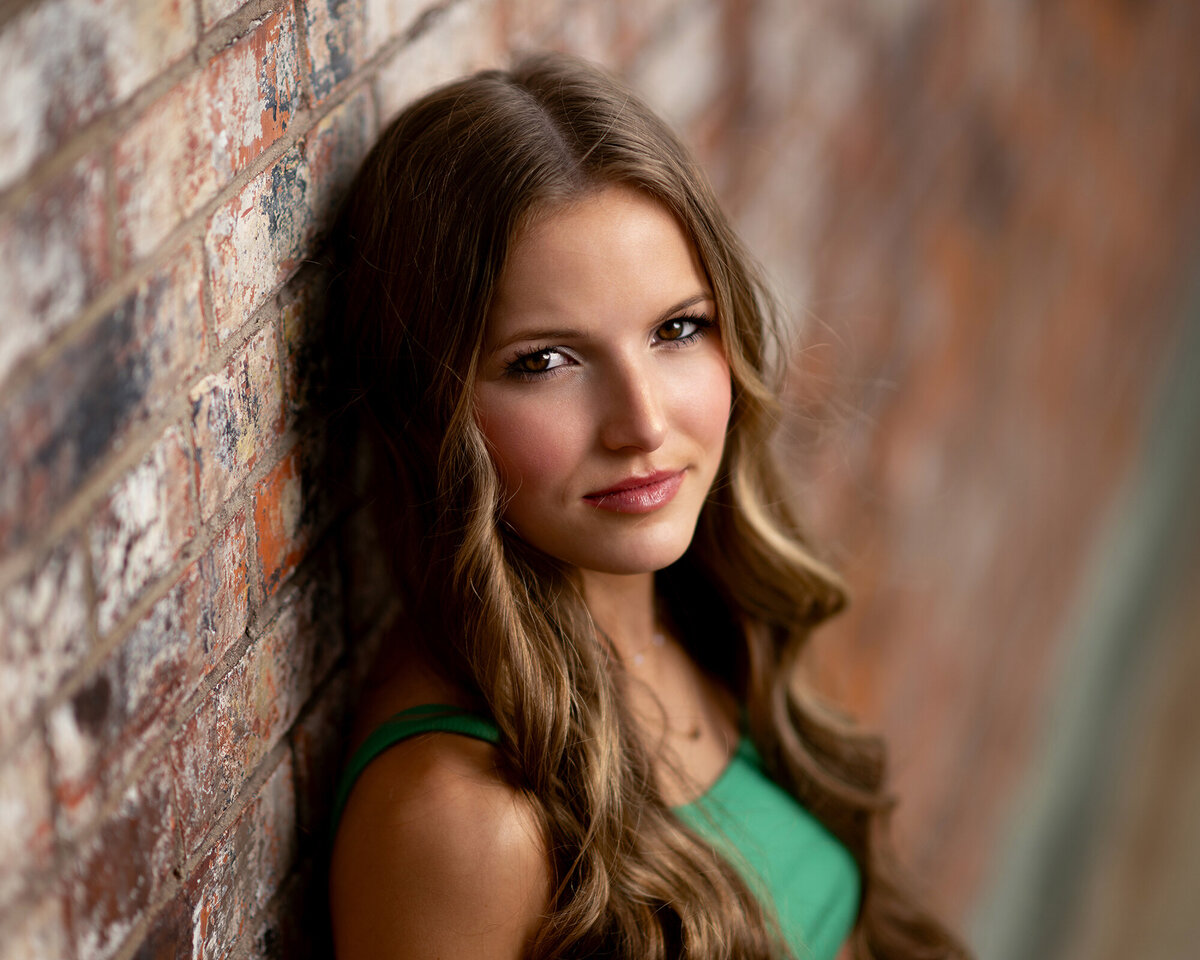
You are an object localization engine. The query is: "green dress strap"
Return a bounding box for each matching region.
[329,703,500,834]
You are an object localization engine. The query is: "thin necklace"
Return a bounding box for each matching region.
[629,627,666,667]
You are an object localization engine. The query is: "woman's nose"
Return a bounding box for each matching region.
[598,362,668,452]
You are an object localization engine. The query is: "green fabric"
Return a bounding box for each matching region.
[331,705,860,960]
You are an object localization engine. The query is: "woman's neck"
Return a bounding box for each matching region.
[579,569,659,664]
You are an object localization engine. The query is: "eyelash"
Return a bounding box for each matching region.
[502,313,716,382]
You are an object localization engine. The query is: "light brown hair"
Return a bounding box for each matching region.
[326,52,968,959]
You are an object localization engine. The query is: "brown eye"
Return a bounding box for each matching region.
[520,350,553,372]
[658,319,688,341]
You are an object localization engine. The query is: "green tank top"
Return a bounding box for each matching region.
[331,704,860,960]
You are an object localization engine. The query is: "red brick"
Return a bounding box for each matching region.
[203,144,311,343]
[253,447,312,601]
[170,589,320,855]
[247,868,315,960]
[0,541,89,750]
[0,243,205,554]
[0,155,109,387]
[114,10,301,263]
[66,755,175,960]
[363,0,428,60]
[338,503,392,637]
[189,326,285,521]
[374,0,501,122]
[0,894,70,960]
[291,667,350,839]
[88,425,199,636]
[130,895,189,960]
[626,0,723,135]
[188,508,251,682]
[187,755,296,960]
[304,87,373,236]
[46,510,246,836]
[199,0,251,31]
[278,274,328,425]
[0,735,55,911]
[0,0,193,192]
[302,0,366,104]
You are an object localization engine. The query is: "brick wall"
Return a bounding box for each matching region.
[2,0,1198,957]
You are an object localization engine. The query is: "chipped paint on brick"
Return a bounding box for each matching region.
[304,0,366,104]
[0,156,109,389]
[252,448,309,601]
[115,10,300,262]
[66,756,175,960]
[0,243,204,554]
[171,586,320,856]
[304,86,373,234]
[363,0,430,61]
[0,542,90,750]
[187,756,296,960]
[190,508,251,682]
[89,426,198,636]
[0,735,54,911]
[189,327,285,521]
[374,0,501,123]
[204,144,312,342]
[0,894,69,960]
[0,0,192,192]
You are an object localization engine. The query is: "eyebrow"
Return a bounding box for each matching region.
[488,291,715,354]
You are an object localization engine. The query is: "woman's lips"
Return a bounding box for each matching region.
[582,470,685,513]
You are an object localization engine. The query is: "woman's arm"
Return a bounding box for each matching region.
[329,733,550,959]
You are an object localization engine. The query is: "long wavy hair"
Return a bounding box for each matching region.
[325,53,968,959]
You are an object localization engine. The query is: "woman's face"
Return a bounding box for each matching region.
[473,185,732,576]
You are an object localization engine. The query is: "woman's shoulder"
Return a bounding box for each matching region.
[329,634,549,958]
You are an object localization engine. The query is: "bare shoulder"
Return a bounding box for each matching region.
[330,663,549,958]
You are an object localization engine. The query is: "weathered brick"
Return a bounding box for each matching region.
[0,735,55,911]
[253,446,313,601]
[374,0,501,122]
[89,425,199,636]
[291,667,350,839]
[338,503,392,638]
[188,508,252,683]
[626,0,723,134]
[0,156,109,387]
[130,895,190,960]
[247,868,315,960]
[199,0,250,30]
[202,86,371,343]
[170,587,320,855]
[187,755,297,960]
[47,511,247,835]
[304,87,373,237]
[362,0,428,60]
[0,243,205,554]
[0,541,90,751]
[114,10,300,263]
[0,893,70,960]
[66,756,175,960]
[0,0,193,192]
[189,327,285,521]
[302,0,366,104]
[278,273,328,426]
[204,144,311,344]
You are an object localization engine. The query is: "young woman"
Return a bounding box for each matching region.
[325,53,968,960]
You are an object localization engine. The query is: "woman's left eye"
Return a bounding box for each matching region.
[655,314,712,344]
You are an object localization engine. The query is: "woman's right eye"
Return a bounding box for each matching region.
[506,347,571,379]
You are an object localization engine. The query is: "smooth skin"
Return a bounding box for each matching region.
[329,186,740,959]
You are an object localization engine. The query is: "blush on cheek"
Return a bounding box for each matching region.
[476,404,574,502]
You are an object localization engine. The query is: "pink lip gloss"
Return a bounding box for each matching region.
[583,471,685,513]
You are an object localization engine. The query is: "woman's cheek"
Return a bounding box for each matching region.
[477,393,582,499]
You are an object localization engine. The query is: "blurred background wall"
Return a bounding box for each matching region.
[1,0,1196,957]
